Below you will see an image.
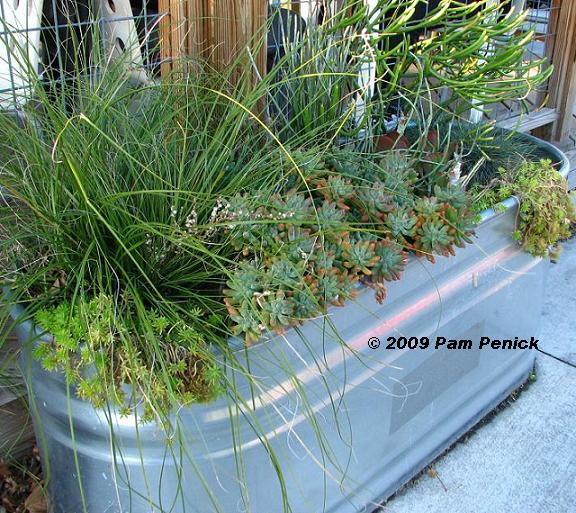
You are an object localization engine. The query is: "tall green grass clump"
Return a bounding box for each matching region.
[0,59,307,419]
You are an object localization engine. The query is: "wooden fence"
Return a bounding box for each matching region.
[490,0,576,149]
[158,0,268,77]
[545,0,576,147]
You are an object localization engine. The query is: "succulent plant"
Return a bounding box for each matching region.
[414,197,441,217]
[370,240,408,283]
[379,154,418,190]
[261,291,295,333]
[385,209,417,239]
[434,184,468,210]
[35,296,225,418]
[269,259,304,289]
[226,196,267,255]
[223,148,480,342]
[356,182,396,220]
[442,204,476,247]
[227,194,256,222]
[342,239,379,275]
[312,249,336,276]
[223,262,264,305]
[293,151,326,176]
[284,231,316,261]
[270,191,313,221]
[324,151,363,177]
[379,151,412,175]
[292,288,320,321]
[316,202,347,231]
[417,220,452,261]
[314,175,355,210]
[317,272,345,307]
[334,272,359,303]
[471,159,575,257]
[228,301,263,344]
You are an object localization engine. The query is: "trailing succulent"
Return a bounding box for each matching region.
[223,150,476,343]
[470,159,575,257]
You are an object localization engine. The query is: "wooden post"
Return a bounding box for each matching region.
[557,63,576,143]
[169,0,187,61]
[206,0,267,77]
[186,0,207,61]
[159,0,173,76]
[546,0,576,142]
[158,0,207,74]
[159,0,267,80]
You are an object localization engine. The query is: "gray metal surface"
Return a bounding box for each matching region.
[379,236,576,513]
[14,139,568,513]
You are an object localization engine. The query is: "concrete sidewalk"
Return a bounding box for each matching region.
[379,237,576,513]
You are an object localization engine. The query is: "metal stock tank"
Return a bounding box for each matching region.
[14,137,568,513]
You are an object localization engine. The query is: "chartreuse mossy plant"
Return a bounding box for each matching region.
[470,159,575,257]
[33,295,224,421]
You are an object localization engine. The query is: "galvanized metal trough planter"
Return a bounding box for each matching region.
[14,136,568,513]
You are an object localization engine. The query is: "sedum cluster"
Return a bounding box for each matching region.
[470,159,575,257]
[223,150,476,343]
[34,295,224,421]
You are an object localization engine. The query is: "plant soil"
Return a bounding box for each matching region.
[0,447,46,513]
